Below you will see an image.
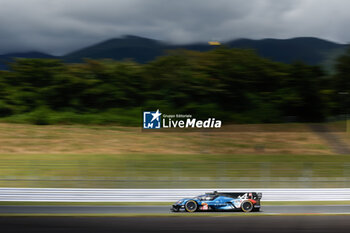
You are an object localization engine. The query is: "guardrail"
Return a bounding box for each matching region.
[0,188,350,202]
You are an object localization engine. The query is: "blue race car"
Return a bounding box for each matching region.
[171,191,262,212]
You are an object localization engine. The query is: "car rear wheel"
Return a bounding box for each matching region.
[241,200,253,212]
[184,200,198,212]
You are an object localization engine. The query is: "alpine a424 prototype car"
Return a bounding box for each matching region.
[171,191,262,212]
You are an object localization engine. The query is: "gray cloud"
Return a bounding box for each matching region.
[0,0,349,55]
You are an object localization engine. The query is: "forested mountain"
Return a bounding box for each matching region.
[226,37,347,65]
[63,35,348,65]
[0,35,348,69]
[64,35,166,63]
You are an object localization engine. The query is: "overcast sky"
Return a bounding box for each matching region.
[0,0,349,55]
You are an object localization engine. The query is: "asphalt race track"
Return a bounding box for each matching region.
[1,216,350,233]
[1,205,350,214]
[1,205,350,233]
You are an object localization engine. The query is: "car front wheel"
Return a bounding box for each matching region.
[184,200,198,212]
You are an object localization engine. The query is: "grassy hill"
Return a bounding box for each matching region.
[0,123,349,188]
[0,123,336,155]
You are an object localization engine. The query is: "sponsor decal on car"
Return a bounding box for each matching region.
[201,203,209,210]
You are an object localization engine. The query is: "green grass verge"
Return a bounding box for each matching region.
[1,153,350,177]
[1,153,350,188]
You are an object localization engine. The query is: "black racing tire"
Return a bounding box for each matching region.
[241,200,253,212]
[253,207,260,212]
[184,200,198,212]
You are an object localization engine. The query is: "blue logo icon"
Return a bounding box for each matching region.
[143,110,162,129]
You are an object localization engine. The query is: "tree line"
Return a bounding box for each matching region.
[0,47,349,125]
